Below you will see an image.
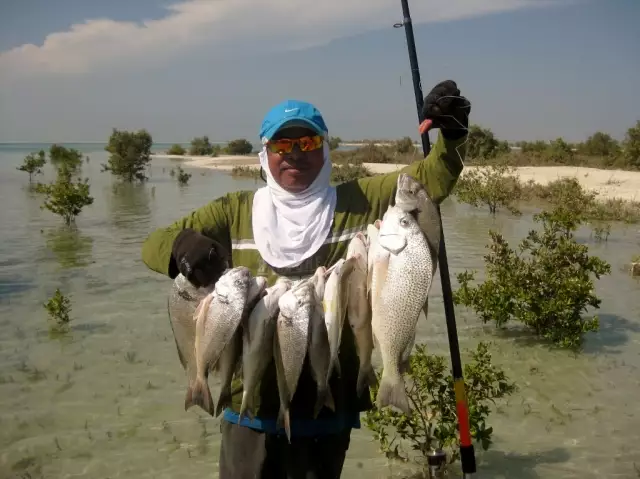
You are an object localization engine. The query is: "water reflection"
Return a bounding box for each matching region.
[107,182,151,230]
[41,226,94,269]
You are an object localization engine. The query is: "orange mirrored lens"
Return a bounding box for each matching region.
[267,135,323,153]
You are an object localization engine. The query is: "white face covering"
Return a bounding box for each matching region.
[251,140,337,269]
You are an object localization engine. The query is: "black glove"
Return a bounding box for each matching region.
[422,80,471,140]
[171,228,230,288]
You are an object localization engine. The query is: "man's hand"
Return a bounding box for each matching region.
[419,80,471,140]
[171,228,230,288]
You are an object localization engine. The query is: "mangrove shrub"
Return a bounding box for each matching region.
[17,150,47,183]
[453,207,612,349]
[225,138,253,155]
[36,168,94,226]
[49,145,83,174]
[453,163,523,215]
[103,128,153,182]
[364,342,516,467]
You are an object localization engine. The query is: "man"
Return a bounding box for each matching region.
[141,79,470,478]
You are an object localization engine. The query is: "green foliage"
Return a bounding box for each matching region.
[394,136,415,154]
[173,165,192,185]
[49,144,83,174]
[17,150,47,183]
[328,136,342,150]
[453,207,612,350]
[43,288,72,334]
[466,125,510,159]
[167,144,186,155]
[103,128,153,182]
[453,163,523,215]
[331,163,372,183]
[189,136,216,156]
[231,166,261,179]
[622,120,640,169]
[578,132,621,158]
[363,342,516,467]
[225,138,253,155]
[544,138,575,164]
[35,168,94,226]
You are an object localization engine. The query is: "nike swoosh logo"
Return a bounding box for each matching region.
[284,108,299,113]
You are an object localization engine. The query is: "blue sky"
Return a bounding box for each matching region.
[0,0,638,143]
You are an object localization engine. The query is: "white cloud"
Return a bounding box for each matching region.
[0,0,567,78]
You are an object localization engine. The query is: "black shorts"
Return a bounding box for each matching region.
[218,420,352,479]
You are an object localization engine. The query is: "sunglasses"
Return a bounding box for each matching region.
[266,135,324,154]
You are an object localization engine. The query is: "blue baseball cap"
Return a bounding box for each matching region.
[259,99,328,141]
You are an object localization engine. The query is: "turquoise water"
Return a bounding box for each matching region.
[1,144,639,478]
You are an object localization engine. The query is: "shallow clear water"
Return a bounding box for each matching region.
[1,145,639,479]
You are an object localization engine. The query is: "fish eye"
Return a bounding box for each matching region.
[399,217,409,227]
[234,279,243,287]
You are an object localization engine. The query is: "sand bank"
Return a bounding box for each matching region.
[363,163,640,202]
[152,154,640,202]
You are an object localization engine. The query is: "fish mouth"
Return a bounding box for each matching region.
[378,233,407,255]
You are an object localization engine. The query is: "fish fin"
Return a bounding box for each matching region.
[356,365,378,397]
[313,386,335,418]
[276,405,291,443]
[332,359,342,378]
[376,373,410,415]
[185,376,215,416]
[238,391,255,424]
[214,384,232,417]
[284,408,291,444]
[324,387,335,412]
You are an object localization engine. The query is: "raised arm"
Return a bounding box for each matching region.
[141,195,233,279]
[341,80,470,221]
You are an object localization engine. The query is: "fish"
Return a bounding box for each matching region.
[185,266,267,416]
[370,204,435,414]
[214,325,243,417]
[346,232,377,397]
[323,256,358,380]
[394,173,441,269]
[274,279,315,442]
[307,267,335,418]
[394,173,441,364]
[167,274,215,410]
[366,221,381,294]
[238,281,291,422]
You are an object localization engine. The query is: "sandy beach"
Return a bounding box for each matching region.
[151,153,640,202]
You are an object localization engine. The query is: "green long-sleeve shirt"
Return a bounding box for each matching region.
[141,132,466,430]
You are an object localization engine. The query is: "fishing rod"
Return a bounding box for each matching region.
[393,1,477,477]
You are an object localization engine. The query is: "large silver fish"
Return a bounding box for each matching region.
[394,172,442,267]
[370,204,435,414]
[185,266,267,416]
[323,256,357,380]
[167,274,214,410]
[394,173,441,372]
[274,279,315,442]
[346,232,376,397]
[238,281,291,422]
[307,267,335,418]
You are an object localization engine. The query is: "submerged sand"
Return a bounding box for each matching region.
[151,154,640,202]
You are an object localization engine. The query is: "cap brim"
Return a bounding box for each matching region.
[263,119,325,140]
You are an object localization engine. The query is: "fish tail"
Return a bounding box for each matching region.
[215,384,232,418]
[276,406,292,443]
[238,391,254,424]
[376,371,410,415]
[356,364,378,397]
[283,408,291,444]
[313,385,335,418]
[185,376,215,416]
